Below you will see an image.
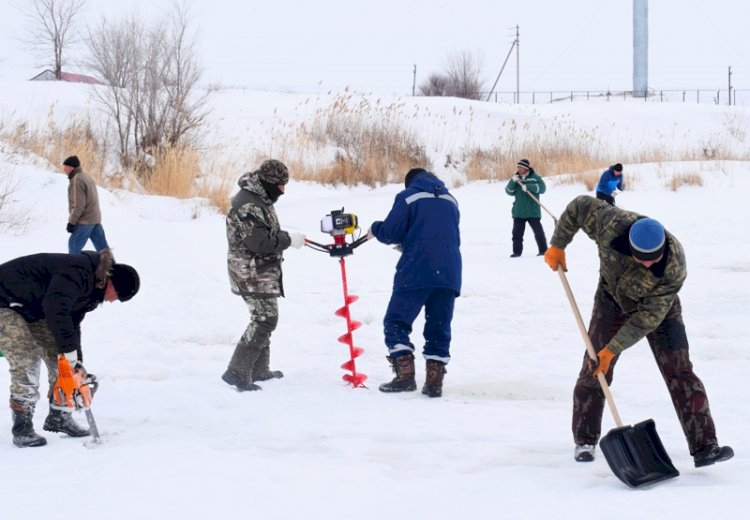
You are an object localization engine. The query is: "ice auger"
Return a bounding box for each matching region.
[305,209,369,387]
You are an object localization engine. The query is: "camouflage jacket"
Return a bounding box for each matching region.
[550,195,686,354]
[226,172,291,298]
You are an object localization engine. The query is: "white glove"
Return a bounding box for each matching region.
[366,226,375,240]
[520,183,528,192]
[611,190,620,197]
[288,232,306,249]
[512,174,522,183]
[63,351,83,371]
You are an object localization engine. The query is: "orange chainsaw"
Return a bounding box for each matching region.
[52,355,100,441]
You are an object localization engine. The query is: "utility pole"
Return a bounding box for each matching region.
[486,25,520,103]
[728,66,733,106]
[412,64,417,96]
[515,25,520,103]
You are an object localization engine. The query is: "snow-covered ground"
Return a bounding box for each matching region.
[1,117,749,517]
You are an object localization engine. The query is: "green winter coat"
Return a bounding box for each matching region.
[550,195,687,354]
[504,169,546,218]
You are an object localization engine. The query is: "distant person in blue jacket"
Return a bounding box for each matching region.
[595,163,624,205]
[368,168,461,398]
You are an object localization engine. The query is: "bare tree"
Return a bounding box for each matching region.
[418,72,450,97]
[22,0,86,79]
[85,4,210,172]
[418,51,485,100]
[445,51,484,100]
[85,15,142,164]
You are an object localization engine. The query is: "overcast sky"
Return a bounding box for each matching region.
[0,0,747,95]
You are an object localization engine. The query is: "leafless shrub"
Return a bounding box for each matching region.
[698,137,725,160]
[292,91,430,186]
[20,0,86,79]
[553,170,601,191]
[0,109,105,182]
[140,145,199,198]
[85,3,210,177]
[723,109,748,142]
[0,176,32,234]
[418,51,484,100]
[419,73,451,97]
[668,171,704,191]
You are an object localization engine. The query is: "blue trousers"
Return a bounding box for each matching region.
[68,223,110,254]
[383,287,456,364]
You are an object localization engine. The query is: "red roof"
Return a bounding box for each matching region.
[30,70,103,85]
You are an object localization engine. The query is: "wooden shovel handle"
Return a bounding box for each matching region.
[557,267,624,428]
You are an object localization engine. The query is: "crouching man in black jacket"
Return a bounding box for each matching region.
[0,249,139,447]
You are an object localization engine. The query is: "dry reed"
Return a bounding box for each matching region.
[0,108,105,181]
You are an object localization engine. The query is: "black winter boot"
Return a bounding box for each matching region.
[222,369,262,392]
[43,409,90,437]
[379,354,417,393]
[422,360,447,398]
[252,348,284,382]
[693,444,734,468]
[12,411,47,448]
[224,339,264,391]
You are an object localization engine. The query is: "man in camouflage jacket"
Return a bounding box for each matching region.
[222,160,305,392]
[544,195,733,468]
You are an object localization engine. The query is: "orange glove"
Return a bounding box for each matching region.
[590,347,616,377]
[544,245,567,272]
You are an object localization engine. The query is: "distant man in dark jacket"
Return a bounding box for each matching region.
[63,155,110,254]
[0,249,139,447]
[595,163,624,205]
[369,168,461,398]
[504,158,548,257]
[544,195,733,467]
[222,159,306,392]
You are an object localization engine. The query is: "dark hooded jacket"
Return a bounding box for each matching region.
[371,171,462,293]
[0,250,112,355]
[226,171,292,297]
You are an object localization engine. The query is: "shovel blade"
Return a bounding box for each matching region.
[599,419,679,488]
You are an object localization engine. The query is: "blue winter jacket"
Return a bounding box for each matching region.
[371,172,462,294]
[596,167,623,195]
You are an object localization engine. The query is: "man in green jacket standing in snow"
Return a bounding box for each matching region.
[504,159,548,257]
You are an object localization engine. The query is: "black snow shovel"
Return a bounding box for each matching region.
[556,268,679,488]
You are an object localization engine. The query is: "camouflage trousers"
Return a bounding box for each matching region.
[226,296,279,380]
[0,308,58,412]
[572,285,717,455]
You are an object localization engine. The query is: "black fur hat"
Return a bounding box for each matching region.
[110,264,140,302]
[62,156,80,168]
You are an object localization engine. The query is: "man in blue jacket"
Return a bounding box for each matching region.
[368,168,461,398]
[595,163,624,205]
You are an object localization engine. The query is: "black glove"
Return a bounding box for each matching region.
[66,223,76,233]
